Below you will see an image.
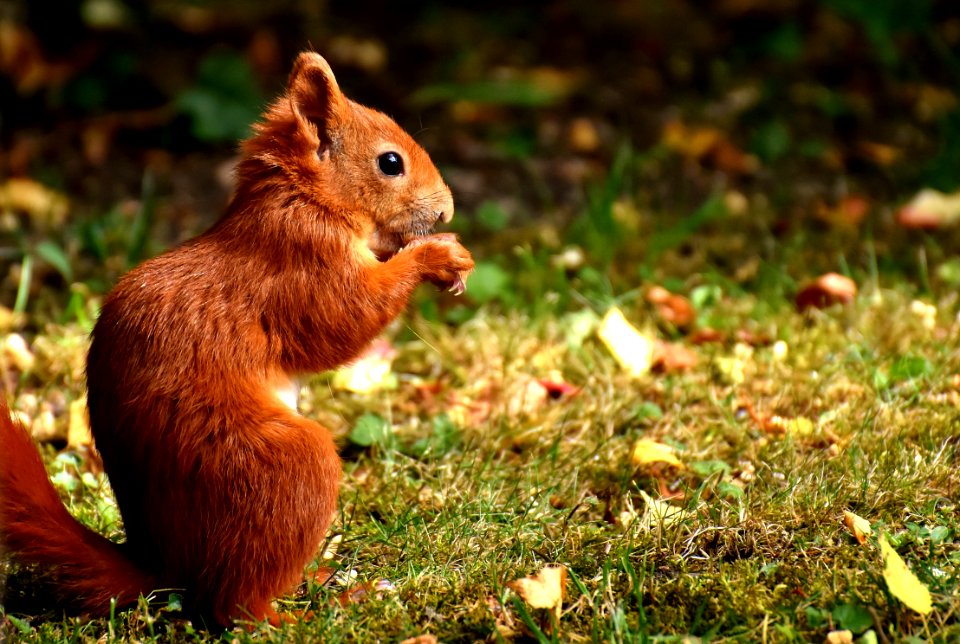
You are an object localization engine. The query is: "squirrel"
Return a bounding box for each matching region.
[0,51,473,627]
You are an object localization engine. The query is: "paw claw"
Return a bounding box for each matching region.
[449,272,468,296]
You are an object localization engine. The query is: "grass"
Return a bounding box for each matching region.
[2,146,960,642]
[2,256,960,641]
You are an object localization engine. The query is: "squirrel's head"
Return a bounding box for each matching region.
[241,52,454,262]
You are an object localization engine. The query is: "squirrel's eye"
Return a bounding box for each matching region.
[377,151,404,177]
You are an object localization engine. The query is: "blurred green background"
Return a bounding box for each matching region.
[1,0,959,321]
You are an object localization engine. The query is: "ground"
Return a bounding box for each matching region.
[1,0,960,641]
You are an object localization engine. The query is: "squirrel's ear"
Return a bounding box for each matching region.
[287,52,346,143]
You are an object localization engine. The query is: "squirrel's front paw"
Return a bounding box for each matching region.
[405,234,474,295]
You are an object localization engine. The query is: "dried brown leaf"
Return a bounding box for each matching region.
[646,286,696,328]
[652,341,698,372]
[795,273,857,311]
[897,188,960,229]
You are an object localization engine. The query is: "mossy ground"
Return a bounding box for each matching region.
[2,203,959,642]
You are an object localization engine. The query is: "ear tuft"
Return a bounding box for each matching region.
[287,52,346,142]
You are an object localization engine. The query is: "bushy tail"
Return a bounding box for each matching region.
[0,402,155,614]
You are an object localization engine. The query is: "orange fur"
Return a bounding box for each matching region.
[0,52,473,627]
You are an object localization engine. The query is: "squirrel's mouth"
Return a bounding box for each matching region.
[367,223,436,262]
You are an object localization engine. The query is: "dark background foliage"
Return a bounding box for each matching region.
[1,0,959,316]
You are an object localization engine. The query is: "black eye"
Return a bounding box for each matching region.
[377,151,404,176]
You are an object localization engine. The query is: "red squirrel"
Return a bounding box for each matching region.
[0,51,473,627]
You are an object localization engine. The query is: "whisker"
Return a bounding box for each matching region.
[413,125,433,139]
[405,324,440,354]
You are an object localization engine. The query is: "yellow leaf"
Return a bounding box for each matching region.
[508,565,566,618]
[66,396,92,449]
[768,415,815,436]
[638,490,687,529]
[597,307,653,377]
[661,120,721,159]
[880,535,933,615]
[0,177,69,226]
[631,438,683,469]
[842,511,872,546]
[714,356,746,385]
[3,333,35,372]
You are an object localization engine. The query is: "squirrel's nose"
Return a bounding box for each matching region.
[437,187,454,223]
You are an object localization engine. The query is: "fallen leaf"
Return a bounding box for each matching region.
[714,354,748,385]
[337,578,396,607]
[909,300,937,331]
[724,190,749,215]
[0,177,69,227]
[880,535,933,615]
[309,566,336,585]
[733,329,772,347]
[400,636,438,644]
[772,340,789,361]
[631,438,683,468]
[66,396,91,449]
[331,338,397,393]
[320,533,342,562]
[897,188,960,229]
[0,22,81,93]
[843,511,872,546]
[765,415,815,436]
[913,84,958,122]
[652,341,698,372]
[646,286,696,328]
[552,246,586,272]
[505,375,549,418]
[857,140,900,167]
[662,120,722,160]
[3,333,34,372]
[795,273,857,311]
[446,393,492,429]
[638,490,687,528]
[337,581,373,606]
[538,378,579,398]
[508,565,566,619]
[661,120,758,175]
[568,117,600,153]
[597,307,654,377]
[712,138,759,175]
[817,195,870,228]
[825,630,854,644]
[689,328,727,345]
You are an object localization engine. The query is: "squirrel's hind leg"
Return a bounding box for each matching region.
[194,412,340,626]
